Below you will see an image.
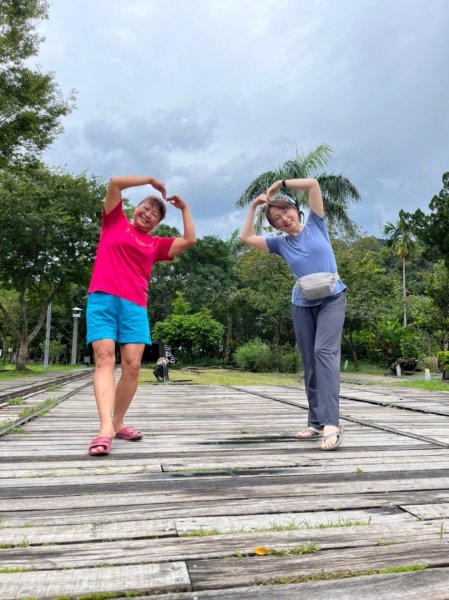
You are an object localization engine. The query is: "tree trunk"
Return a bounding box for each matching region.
[16,339,29,371]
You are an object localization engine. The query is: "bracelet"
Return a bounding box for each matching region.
[282,180,287,189]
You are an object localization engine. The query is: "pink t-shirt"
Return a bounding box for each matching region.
[88,201,175,307]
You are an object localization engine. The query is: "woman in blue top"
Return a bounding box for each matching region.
[240,178,346,450]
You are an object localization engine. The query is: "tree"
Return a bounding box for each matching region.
[0,163,105,369]
[334,235,397,365]
[424,260,449,350]
[236,144,360,233]
[402,173,449,268]
[383,213,416,326]
[236,249,294,346]
[153,292,224,362]
[0,0,75,167]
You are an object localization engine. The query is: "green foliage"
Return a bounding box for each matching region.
[402,173,449,267]
[233,340,300,373]
[153,293,224,361]
[0,0,75,167]
[0,164,105,368]
[236,144,360,234]
[436,351,449,370]
[234,340,272,372]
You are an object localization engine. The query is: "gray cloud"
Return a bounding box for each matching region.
[41,0,449,239]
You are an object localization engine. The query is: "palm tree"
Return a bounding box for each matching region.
[236,144,361,233]
[383,214,416,326]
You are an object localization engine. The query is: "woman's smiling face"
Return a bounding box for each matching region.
[133,198,164,232]
[267,202,301,234]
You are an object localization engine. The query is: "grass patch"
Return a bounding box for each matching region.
[393,379,449,392]
[0,364,83,381]
[0,567,31,573]
[140,367,303,387]
[261,564,426,585]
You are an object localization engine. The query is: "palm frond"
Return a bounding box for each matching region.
[236,168,284,208]
[283,143,333,179]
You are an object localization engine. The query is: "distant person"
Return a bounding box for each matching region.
[240,178,346,450]
[86,175,196,456]
[153,356,169,382]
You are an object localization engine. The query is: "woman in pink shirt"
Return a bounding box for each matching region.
[86,175,196,456]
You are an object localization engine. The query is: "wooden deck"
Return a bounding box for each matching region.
[1,375,449,599]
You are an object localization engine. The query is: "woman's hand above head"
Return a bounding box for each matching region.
[150,177,167,200]
[166,195,196,258]
[251,193,269,208]
[266,181,283,201]
[166,194,187,210]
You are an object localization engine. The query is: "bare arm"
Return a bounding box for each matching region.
[239,194,269,252]
[266,178,324,218]
[166,195,197,258]
[104,175,167,214]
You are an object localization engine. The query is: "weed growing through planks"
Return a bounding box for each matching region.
[18,398,57,420]
[231,543,319,558]
[259,565,426,585]
[0,536,30,549]
[8,396,25,405]
[0,567,31,573]
[46,383,62,392]
[376,539,397,546]
[181,515,372,538]
[439,521,446,539]
[354,467,364,475]
[180,528,221,537]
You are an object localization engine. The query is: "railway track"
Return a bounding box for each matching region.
[227,384,449,448]
[0,370,93,437]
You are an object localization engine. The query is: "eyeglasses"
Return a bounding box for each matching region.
[271,207,294,226]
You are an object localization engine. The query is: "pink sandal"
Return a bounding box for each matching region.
[115,426,143,441]
[88,436,112,456]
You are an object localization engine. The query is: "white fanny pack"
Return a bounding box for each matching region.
[296,272,340,301]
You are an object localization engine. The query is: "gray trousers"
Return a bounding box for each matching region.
[291,292,346,428]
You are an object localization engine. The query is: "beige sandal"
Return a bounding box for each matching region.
[320,425,344,451]
[295,427,323,440]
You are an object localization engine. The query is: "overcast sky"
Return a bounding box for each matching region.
[40,0,449,239]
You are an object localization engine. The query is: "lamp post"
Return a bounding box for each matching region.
[43,303,52,370]
[71,307,82,365]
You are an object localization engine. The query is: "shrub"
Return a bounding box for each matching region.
[234,341,272,372]
[234,341,300,373]
[436,351,449,371]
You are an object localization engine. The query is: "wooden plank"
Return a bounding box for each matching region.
[400,503,449,520]
[0,562,190,600]
[0,519,440,571]
[0,518,176,545]
[121,567,449,600]
[2,379,449,598]
[187,540,449,590]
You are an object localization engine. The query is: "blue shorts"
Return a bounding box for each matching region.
[86,292,151,345]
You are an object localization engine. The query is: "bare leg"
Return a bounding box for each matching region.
[113,343,145,433]
[91,339,117,453]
